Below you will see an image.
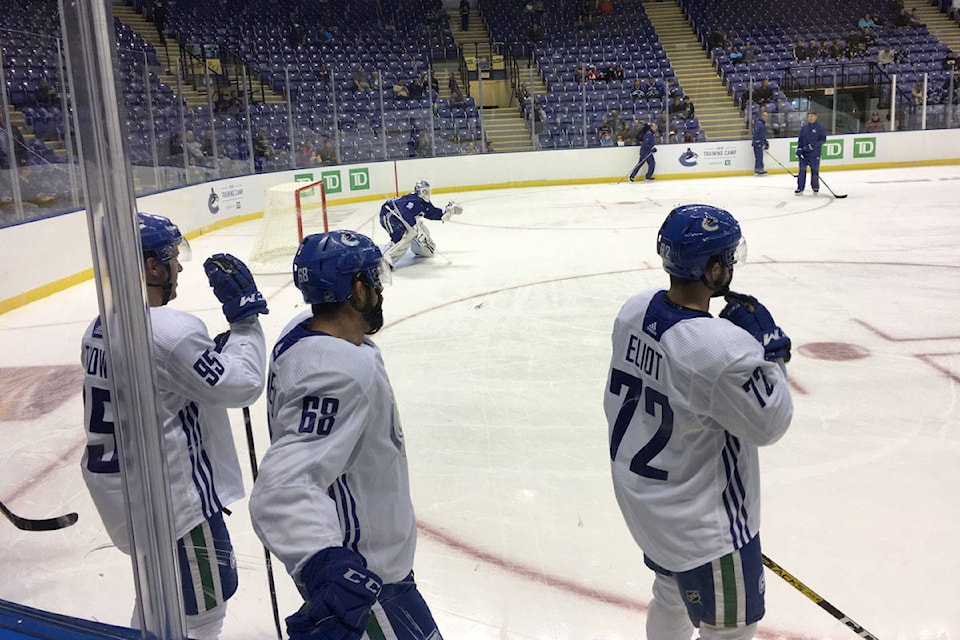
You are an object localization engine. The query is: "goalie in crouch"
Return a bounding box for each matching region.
[378,179,461,268]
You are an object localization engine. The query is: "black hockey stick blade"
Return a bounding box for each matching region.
[818,176,847,199]
[0,500,78,531]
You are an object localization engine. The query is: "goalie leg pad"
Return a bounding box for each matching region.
[384,231,415,266]
[411,221,436,257]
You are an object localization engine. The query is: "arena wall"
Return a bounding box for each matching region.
[1,128,957,314]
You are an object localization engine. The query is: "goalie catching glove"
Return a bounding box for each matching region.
[441,201,463,222]
[719,291,792,362]
[203,253,269,323]
[286,547,382,640]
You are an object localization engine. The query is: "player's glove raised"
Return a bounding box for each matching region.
[442,201,463,222]
[286,547,382,640]
[719,291,791,362]
[203,253,269,323]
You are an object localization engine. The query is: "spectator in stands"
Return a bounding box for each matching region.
[682,130,696,143]
[450,86,467,109]
[806,39,821,59]
[586,65,599,82]
[201,130,216,158]
[528,22,544,43]
[408,78,425,99]
[928,80,946,104]
[630,77,644,100]
[858,14,878,29]
[864,111,885,132]
[729,45,744,65]
[753,78,775,107]
[911,82,925,106]
[288,23,305,49]
[599,131,614,147]
[943,50,958,77]
[426,71,439,95]
[319,139,337,164]
[794,39,809,61]
[168,132,184,159]
[297,141,317,167]
[528,99,546,148]
[860,28,876,47]
[665,76,683,99]
[448,74,461,95]
[600,61,616,82]
[616,135,626,147]
[708,28,729,50]
[415,132,432,157]
[152,0,166,46]
[34,77,58,107]
[603,108,628,137]
[829,38,845,60]
[353,69,372,92]
[878,43,896,67]
[680,95,695,120]
[516,83,531,110]
[951,0,960,20]
[253,130,275,163]
[393,79,410,100]
[614,64,624,80]
[463,140,480,154]
[894,8,912,27]
[895,44,910,64]
[370,70,380,92]
[741,41,758,64]
[574,62,585,83]
[644,75,664,100]
[459,0,470,30]
[184,130,203,165]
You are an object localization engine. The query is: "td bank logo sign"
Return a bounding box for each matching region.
[789,137,876,161]
[321,168,371,194]
[291,168,372,194]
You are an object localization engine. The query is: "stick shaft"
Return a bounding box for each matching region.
[762,554,879,640]
[243,407,284,640]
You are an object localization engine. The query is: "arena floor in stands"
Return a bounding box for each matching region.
[1,166,958,640]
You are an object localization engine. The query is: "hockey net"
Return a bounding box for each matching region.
[248,180,332,274]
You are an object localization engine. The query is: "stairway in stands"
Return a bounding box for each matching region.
[906,1,960,52]
[112,4,287,109]
[644,0,750,141]
[446,6,546,152]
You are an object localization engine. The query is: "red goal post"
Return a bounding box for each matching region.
[248,179,328,274]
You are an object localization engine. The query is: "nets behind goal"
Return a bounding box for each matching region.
[248,180,329,274]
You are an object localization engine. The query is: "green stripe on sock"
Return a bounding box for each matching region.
[190,526,218,610]
[366,610,387,640]
[720,554,738,627]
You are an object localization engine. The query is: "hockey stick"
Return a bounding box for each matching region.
[764,149,797,178]
[762,554,879,640]
[627,151,655,182]
[0,500,78,531]
[816,174,848,199]
[243,407,283,640]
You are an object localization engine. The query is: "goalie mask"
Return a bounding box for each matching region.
[656,204,746,285]
[414,179,431,202]
[293,230,390,304]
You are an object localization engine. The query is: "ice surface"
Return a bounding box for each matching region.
[1,166,958,640]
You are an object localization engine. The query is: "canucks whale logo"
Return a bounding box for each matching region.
[207,187,220,214]
[679,147,699,167]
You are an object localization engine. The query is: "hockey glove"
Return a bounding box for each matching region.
[286,547,382,640]
[764,142,769,150]
[203,253,269,323]
[441,201,463,222]
[719,291,792,362]
[795,148,804,160]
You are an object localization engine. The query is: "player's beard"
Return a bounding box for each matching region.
[706,267,733,298]
[354,287,384,334]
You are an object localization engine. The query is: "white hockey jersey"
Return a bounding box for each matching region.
[249,312,417,588]
[80,307,266,551]
[604,289,793,572]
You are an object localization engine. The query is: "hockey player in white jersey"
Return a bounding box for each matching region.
[249,230,443,640]
[604,204,793,640]
[378,179,461,268]
[80,212,268,639]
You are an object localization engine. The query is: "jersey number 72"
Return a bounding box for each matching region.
[608,368,674,481]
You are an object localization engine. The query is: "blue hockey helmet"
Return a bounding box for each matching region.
[293,230,390,304]
[138,212,191,263]
[414,179,431,202]
[656,204,745,280]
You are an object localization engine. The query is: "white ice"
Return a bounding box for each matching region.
[1,166,959,640]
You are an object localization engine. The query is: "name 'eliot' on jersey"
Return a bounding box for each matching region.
[83,344,108,380]
[624,333,662,382]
